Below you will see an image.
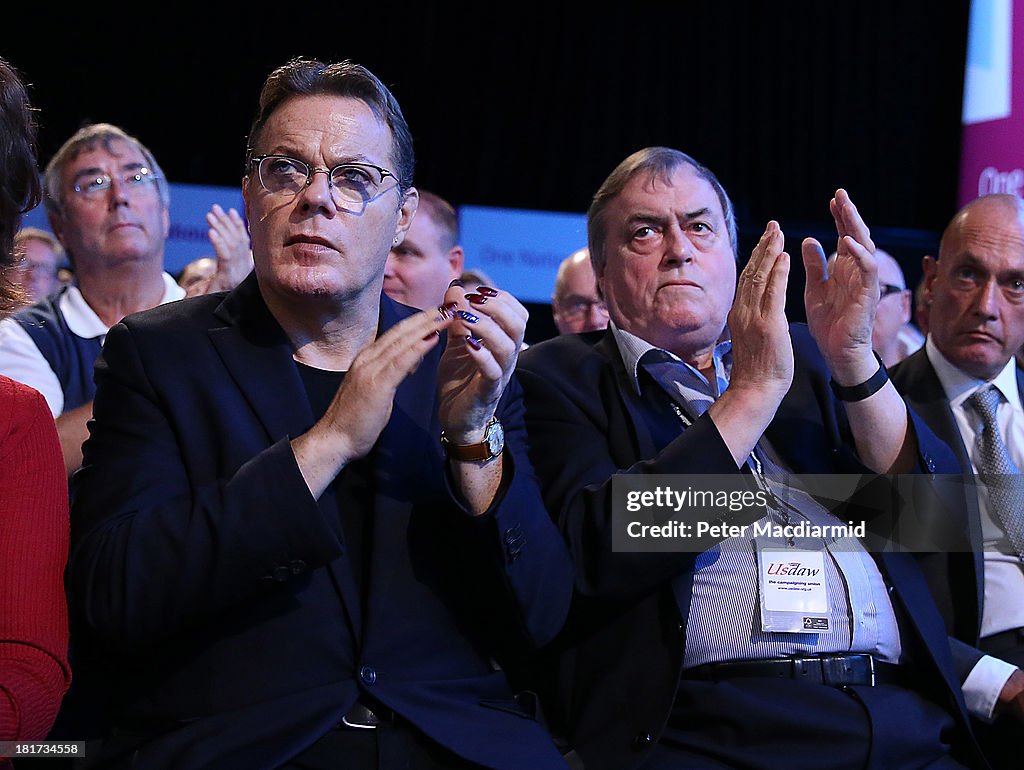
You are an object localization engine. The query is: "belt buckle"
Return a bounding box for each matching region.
[341,703,380,730]
[819,654,874,687]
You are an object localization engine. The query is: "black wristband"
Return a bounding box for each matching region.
[829,352,889,402]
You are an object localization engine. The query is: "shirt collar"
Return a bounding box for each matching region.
[925,334,1023,413]
[58,272,186,338]
[609,318,732,395]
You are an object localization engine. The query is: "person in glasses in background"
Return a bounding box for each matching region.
[830,246,923,369]
[0,124,249,477]
[65,58,571,770]
[551,247,609,335]
[874,248,924,367]
[11,226,64,307]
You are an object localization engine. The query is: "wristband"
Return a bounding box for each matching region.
[829,352,889,402]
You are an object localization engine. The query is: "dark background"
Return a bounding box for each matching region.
[3,3,971,340]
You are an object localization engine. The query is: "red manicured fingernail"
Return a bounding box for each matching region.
[476,286,498,297]
[465,334,484,350]
[465,293,487,305]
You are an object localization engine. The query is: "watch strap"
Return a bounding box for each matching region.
[441,417,501,461]
[829,352,889,402]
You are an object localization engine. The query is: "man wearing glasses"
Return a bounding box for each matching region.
[874,248,924,367]
[0,123,248,476]
[551,247,609,335]
[66,58,572,770]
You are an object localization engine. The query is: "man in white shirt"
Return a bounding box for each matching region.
[0,123,249,475]
[891,192,1024,769]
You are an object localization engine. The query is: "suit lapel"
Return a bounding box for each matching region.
[879,552,972,720]
[595,333,666,459]
[894,348,984,641]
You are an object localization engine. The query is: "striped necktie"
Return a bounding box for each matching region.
[967,385,1024,558]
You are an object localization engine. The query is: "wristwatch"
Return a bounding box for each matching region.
[440,417,505,462]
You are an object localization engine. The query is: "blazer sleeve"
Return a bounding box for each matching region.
[68,321,344,651]
[450,374,575,649]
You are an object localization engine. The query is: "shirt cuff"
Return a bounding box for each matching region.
[962,654,1019,722]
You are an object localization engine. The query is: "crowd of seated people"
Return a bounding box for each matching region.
[3,52,1024,770]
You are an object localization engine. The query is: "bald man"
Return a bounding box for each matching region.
[551,248,609,334]
[873,248,924,367]
[891,193,1024,769]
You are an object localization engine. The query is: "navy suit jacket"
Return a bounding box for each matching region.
[517,324,984,770]
[67,274,573,770]
[891,346,1024,645]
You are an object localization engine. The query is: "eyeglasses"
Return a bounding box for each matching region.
[249,154,399,208]
[880,283,906,298]
[557,297,608,320]
[72,167,161,198]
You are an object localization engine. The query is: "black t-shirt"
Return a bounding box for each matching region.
[296,361,374,601]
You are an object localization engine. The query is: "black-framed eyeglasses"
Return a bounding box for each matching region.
[880,283,906,298]
[249,154,399,208]
[72,167,161,198]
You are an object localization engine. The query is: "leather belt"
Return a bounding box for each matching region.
[681,654,908,688]
[339,699,397,730]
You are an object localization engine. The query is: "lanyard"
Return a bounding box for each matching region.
[667,401,799,544]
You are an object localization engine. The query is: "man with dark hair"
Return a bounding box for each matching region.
[517,146,1020,769]
[67,58,572,770]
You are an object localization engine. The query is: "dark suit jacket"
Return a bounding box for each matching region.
[891,346,1024,645]
[517,324,984,770]
[67,274,574,770]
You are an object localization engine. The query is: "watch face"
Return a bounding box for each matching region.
[485,421,505,456]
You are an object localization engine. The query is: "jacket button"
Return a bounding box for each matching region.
[289,559,307,575]
[272,565,290,582]
[359,665,377,686]
[633,732,654,749]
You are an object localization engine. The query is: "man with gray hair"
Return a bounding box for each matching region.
[517,146,1019,768]
[0,123,249,475]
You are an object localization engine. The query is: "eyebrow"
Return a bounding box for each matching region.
[626,207,714,227]
[71,161,145,180]
[263,148,379,166]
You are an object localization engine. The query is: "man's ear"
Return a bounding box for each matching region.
[394,187,419,244]
[921,255,938,304]
[448,245,465,283]
[898,291,912,324]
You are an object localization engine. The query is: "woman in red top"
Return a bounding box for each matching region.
[0,56,72,759]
